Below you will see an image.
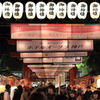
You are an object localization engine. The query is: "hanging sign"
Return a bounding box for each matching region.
[27,64,75,68]
[17,40,93,52]
[11,24,100,39]
[20,52,87,58]
[23,57,82,63]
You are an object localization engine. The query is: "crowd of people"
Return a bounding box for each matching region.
[0,84,100,100]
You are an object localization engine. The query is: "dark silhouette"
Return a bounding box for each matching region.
[54,94,67,100]
[27,93,46,100]
[13,85,23,100]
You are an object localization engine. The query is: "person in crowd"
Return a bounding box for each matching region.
[84,86,92,100]
[60,86,67,96]
[36,88,47,99]
[90,90,100,100]
[0,93,4,100]
[3,84,11,100]
[76,94,84,100]
[13,85,23,100]
[20,85,31,100]
[68,90,77,100]
[27,93,46,100]
[54,94,67,100]
[46,85,56,100]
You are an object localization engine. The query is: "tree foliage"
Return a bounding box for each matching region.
[76,40,100,76]
[76,57,92,77]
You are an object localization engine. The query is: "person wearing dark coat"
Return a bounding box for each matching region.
[68,90,77,100]
[46,85,56,100]
[84,86,92,100]
[13,85,23,100]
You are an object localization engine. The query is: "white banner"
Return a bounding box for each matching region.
[17,40,93,52]
[27,64,75,68]
[11,24,100,39]
[65,52,88,57]
[23,57,82,63]
[20,52,87,58]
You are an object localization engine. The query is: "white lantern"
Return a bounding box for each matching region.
[0,2,2,18]
[97,78,100,88]
[47,2,57,19]
[57,2,66,19]
[13,2,23,19]
[77,2,88,19]
[25,1,35,19]
[3,1,12,19]
[36,1,46,19]
[90,2,100,19]
[67,2,77,19]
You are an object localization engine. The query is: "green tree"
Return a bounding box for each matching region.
[76,57,92,77]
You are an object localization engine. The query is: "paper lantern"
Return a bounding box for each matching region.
[36,1,46,19]
[47,2,57,19]
[57,2,66,19]
[77,2,88,19]
[3,1,12,19]
[25,1,35,19]
[13,2,23,19]
[0,2,2,18]
[90,2,100,19]
[67,2,77,19]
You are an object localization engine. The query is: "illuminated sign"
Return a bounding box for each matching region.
[27,64,75,68]
[16,40,93,52]
[20,52,87,58]
[11,24,100,39]
[23,57,82,63]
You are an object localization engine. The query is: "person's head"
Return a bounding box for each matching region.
[70,90,76,98]
[17,85,23,91]
[76,94,83,100]
[60,87,66,93]
[5,84,11,94]
[54,95,67,100]
[47,85,56,94]
[92,91,99,99]
[36,88,47,99]
[86,86,91,91]
[28,93,46,100]
[5,84,11,90]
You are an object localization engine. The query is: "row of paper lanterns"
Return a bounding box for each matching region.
[0,1,100,19]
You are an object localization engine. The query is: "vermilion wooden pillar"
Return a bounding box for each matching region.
[23,64,31,84]
[69,67,77,87]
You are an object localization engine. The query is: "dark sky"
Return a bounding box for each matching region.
[0,26,23,71]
